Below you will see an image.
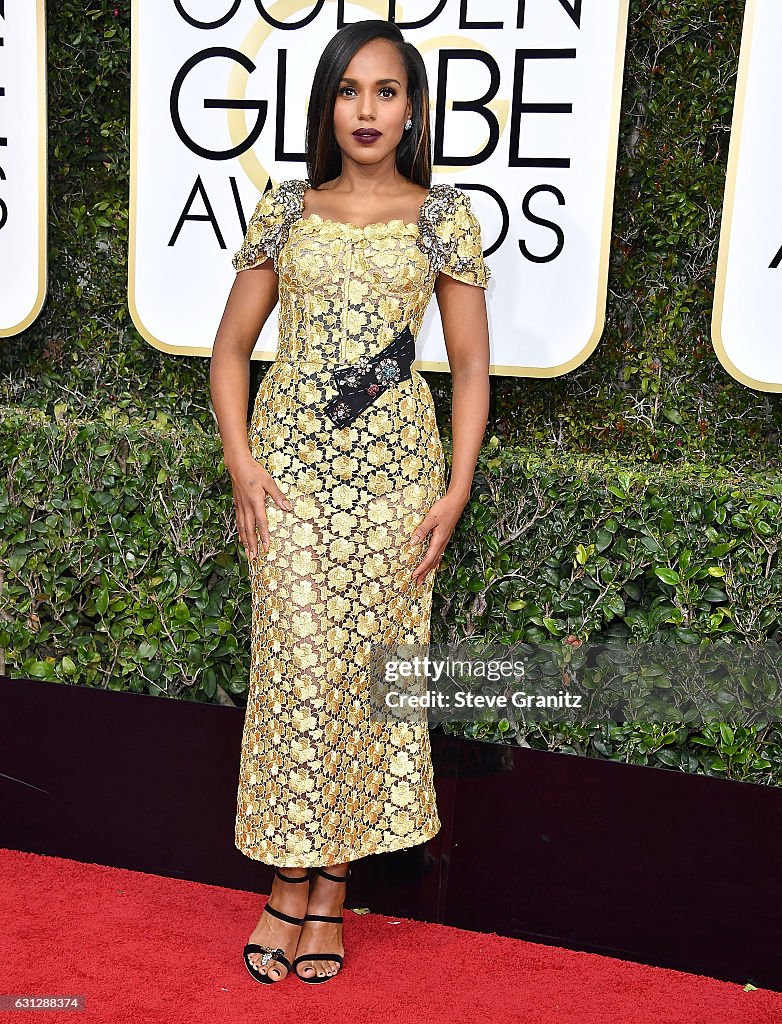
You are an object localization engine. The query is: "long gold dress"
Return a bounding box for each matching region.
[231,178,490,866]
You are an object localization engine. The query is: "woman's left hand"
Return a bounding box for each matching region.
[409,493,467,587]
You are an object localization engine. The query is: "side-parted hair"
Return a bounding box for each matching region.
[305,20,432,189]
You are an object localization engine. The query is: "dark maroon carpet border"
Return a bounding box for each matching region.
[1,674,780,991]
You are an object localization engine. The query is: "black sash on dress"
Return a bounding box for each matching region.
[324,324,416,428]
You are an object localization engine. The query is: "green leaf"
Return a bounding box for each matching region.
[719,724,734,746]
[654,567,680,585]
[172,600,191,622]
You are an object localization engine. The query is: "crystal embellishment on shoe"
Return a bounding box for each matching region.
[324,324,415,428]
[260,945,285,966]
[242,866,311,986]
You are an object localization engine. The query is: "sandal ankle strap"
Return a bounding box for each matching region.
[264,902,306,927]
[305,911,343,923]
[317,866,351,882]
[275,868,311,883]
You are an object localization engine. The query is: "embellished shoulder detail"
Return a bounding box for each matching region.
[417,183,491,288]
[232,179,307,273]
[416,182,452,270]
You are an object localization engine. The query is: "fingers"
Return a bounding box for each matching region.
[233,467,295,561]
[264,477,294,513]
[409,515,432,548]
[253,503,270,557]
[409,509,449,587]
[252,481,294,557]
[411,547,445,587]
[235,493,269,560]
[410,521,446,586]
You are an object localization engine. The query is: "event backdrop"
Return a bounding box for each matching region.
[129,0,630,376]
[712,0,782,393]
[0,0,47,338]
[2,3,773,394]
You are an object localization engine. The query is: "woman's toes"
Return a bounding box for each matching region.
[248,953,286,980]
[263,958,282,979]
[297,955,340,978]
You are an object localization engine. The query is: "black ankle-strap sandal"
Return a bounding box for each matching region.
[292,866,352,984]
[243,867,312,985]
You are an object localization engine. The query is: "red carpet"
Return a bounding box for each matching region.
[1,848,779,1024]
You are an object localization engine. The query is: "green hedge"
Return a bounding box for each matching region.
[3,411,781,782]
[2,2,781,782]
[0,1,779,463]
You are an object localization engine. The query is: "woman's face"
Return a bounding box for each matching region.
[332,38,413,167]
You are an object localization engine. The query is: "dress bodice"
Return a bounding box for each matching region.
[232,178,490,367]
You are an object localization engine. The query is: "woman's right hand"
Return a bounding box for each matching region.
[227,453,293,560]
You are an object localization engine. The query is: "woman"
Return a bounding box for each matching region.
[209,19,491,986]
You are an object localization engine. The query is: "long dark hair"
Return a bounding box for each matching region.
[305,20,432,189]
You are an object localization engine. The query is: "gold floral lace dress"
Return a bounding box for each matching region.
[231,178,490,866]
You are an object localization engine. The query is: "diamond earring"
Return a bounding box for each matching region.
[404,118,412,130]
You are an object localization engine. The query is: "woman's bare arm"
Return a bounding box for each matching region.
[209,258,293,558]
[210,259,277,473]
[409,273,490,586]
[435,272,490,504]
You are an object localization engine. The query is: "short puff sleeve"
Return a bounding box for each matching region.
[231,184,287,273]
[435,188,491,289]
